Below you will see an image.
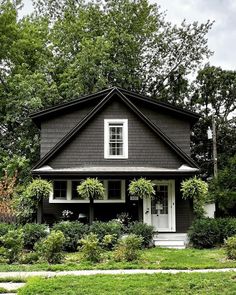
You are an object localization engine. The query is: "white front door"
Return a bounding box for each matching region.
[143,180,176,232]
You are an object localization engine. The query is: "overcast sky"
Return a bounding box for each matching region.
[20,0,236,71]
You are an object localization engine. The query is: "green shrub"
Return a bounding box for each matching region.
[188,218,236,248]
[19,251,39,264]
[89,220,123,247]
[0,223,15,237]
[114,234,143,262]
[0,229,24,263]
[224,235,236,260]
[35,230,65,264]
[22,223,48,250]
[79,233,102,263]
[102,234,117,250]
[53,221,88,252]
[128,222,154,248]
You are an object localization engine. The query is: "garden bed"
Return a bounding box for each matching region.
[0,248,235,272]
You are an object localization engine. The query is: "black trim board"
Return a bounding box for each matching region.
[30,87,200,127]
[32,88,199,170]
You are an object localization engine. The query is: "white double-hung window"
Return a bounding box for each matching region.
[104,119,128,159]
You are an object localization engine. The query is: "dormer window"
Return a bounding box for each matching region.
[104,119,128,159]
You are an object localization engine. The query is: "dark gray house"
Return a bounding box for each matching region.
[31,87,202,247]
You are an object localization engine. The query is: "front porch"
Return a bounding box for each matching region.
[40,175,194,241]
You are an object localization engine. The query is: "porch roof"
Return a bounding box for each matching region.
[32,164,199,177]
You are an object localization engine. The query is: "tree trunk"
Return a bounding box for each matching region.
[89,197,94,225]
[37,200,43,224]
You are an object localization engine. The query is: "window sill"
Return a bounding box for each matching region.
[49,199,125,204]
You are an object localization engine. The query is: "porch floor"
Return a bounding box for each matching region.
[153,233,188,249]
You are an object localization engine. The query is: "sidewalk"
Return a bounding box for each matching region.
[0,268,235,278]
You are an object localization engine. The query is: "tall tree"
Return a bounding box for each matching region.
[1,0,212,178]
[190,65,236,177]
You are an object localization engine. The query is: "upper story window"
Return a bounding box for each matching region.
[104,119,128,159]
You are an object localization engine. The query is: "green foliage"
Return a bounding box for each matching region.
[0,223,15,237]
[53,221,88,252]
[79,233,102,263]
[127,221,154,248]
[102,234,117,250]
[13,186,37,224]
[209,155,236,213]
[0,229,24,263]
[188,218,236,248]
[114,234,143,262]
[191,65,236,178]
[77,178,105,200]
[35,230,65,264]
[13,179,51,224]
[19,251,39,264]
[181,177,208,218]
[89,220,123,245]
[128,178,155,199]
[25,179,52,202]
[0,0,212,181]
[224,235,236,260]
[22,223,48,250]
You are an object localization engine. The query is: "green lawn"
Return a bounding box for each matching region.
[18,272,236,295]
[0,248,235,272]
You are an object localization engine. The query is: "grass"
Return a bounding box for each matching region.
[17,272,236,294]
[0,248,235,272]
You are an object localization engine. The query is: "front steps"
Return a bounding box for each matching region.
[153,233,188,249]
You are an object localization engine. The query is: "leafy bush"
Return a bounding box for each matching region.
[35,230,65,264]
[181,177,208,218]
[224,235,236,260]
[102,234,117,250]
[89,220,123,247]
[13,179,52,224]
[188,218,236,248]
[79,233,102,262]
[0,223,15,237]
[0,229,24,263]
[53,221,88,252]
[114,234,143,262]
[128,222,154,248]
[22,223,48,250]
[19,251,39,264]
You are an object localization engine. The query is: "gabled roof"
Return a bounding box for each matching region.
[32,87,199,170]
[30,86,200,128]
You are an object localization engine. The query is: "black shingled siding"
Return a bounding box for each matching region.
[48,97,183,169]
[40,104,93,157]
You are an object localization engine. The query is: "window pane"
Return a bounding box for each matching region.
[108,124,124,156]
[54,181,67,199]
[108,181,122,199]
[72,181,83,199]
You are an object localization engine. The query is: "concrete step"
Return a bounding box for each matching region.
[153,233,188,249]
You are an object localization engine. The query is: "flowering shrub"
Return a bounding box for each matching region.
[62,210,73,221]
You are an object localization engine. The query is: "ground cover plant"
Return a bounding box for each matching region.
[18,272,236,295]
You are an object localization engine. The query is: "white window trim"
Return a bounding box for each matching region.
[104,119,128,159]
[96,180,126,203]
[49,180,126,203]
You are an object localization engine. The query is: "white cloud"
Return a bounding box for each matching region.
[155,0,236,70]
